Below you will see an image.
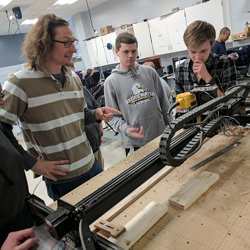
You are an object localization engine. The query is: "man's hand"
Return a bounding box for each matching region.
[228,52,239,61]
[1,228,38,250]
[192,61,212,83]
[95,107,121,122]
[126,126,144,139]
[32,159,70,181]
[217,88,224,97]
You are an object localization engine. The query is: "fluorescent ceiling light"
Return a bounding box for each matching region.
[21,18,38,25]
[54,0,78,5]
[0,0,13,7]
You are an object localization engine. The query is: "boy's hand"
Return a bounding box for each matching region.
[193,61,212,83]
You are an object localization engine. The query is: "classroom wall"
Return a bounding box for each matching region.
[229,0,250,34]
[71,0,199,70]
[76,0,199,39]
[0,34,25,68]
[1,0,250,71]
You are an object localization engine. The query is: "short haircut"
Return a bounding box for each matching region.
[219,27,231,35]
[22,14,69,70]
[183,20,216,48]
[143,61,155,69]
[115,32,138,50]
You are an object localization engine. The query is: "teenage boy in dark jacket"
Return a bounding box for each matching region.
[83,87,104,168]
[0,100,37,247]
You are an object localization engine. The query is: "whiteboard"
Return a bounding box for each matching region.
[93,37,107,67]
[86,37,107,67]
[148,17,173,55]
[133,22,154,59]
[102,32,119,65]
[166,10,187,52]
[89,37,107,67]
[185,0,224,36]
[85,40,95,68]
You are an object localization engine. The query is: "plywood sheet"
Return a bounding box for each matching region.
[60,130,250,250]
[133,133,250,250]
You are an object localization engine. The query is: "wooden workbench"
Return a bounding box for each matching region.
[62,130,250,250]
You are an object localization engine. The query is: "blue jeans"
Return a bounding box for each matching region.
[45,161,102,201]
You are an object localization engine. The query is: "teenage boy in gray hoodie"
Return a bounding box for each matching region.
[104,32,171,155]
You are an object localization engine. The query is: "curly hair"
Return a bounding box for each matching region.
[22,14,68,70]
[183,20,216,49]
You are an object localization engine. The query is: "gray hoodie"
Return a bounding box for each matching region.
[104,64,171,148]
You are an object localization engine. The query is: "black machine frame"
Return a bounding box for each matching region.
[28,80,250,249]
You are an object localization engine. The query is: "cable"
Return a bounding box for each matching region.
[221,116,242,138]
[203,91,216,100]
[105,121,119,135]
[166,102,178,129]
[14,16,21,34]
[183,104,223,128]
[5,10,11,34]
[79,219,87,250]
[222,116,240,126]
[84,0,95,33]
[168,102,179,116]
[225,83,249,93]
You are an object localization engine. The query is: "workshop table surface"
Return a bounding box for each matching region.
[61,130,250,250]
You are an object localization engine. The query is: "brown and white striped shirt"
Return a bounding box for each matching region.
[0,67,95,180]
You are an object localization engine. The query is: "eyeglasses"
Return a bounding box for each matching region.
[53,39,78,48]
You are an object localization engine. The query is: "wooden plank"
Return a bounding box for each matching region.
[102,165,173,222]
[132,132,250,249]
[108,201,168,250]
[93,220,125,238]
[169,171,220,210]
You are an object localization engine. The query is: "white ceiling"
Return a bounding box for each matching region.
[0,0,109,36]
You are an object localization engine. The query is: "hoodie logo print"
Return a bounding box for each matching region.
[127,83,155,105]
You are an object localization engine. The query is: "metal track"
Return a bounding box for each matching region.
[75,127,200,224]
[160,83,249,167]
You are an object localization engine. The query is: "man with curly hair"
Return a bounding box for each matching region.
[0,14,119,200]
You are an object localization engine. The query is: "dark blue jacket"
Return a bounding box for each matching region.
[0,125,34,245]
[212,41,227,57]
[83,87,102,153]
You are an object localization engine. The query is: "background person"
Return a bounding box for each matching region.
[175,20,237,99]
[143,61,173,105]
[212,27,238,60]
[104,32,171,156]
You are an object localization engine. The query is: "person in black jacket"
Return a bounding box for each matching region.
[0,111,36,246]
[0,85,38,248]
[83,87,104,169]
[0,129,33,246]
